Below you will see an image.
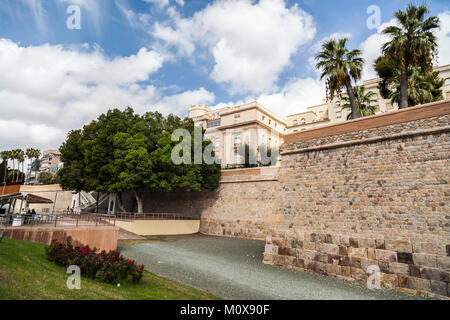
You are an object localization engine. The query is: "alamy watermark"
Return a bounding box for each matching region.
[66,265,81,290]
[366,5,381,30]
[66,4,81,30]
[366,265,381,290]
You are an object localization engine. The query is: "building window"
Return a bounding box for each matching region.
[234,114,240,118]
[268,119,271,125]
[234,134,241,145]
[336,101,341,107]
[293,120,298,125]
[215,138,220,148]
[336,111,342,119]
[262,115,265,121]
[207,119,221,128]
[301,118,306,124]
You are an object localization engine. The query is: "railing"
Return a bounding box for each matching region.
[0,212,198,229]
[0,213,115,229]
[81,212,198,221]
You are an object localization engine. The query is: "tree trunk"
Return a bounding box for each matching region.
[116,193,127,213]
[132,189,144,214]
[3,160,7,184]
[345,80,359,119]
[399,62,409,109]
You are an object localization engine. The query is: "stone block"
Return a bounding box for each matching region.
[420,268,449,282]
[385,239,397,251]
[314,253,328,263]
[396,240,412,253]
[358,238,375,248]
[349,237,358,248]
[397,274,409,288]
[409,277,431,292]
[351,257,362,269]
[397,252,414,264]
[446,245,450,257]
[339,256,351,267]
[327,254,340,265]
[351,267,367,283]
[341,266,351,277]
[264,244,278,255]
[375,249,397,263]
[430,280,447,296]
[409,265,421,278]
[375,238,385,249]
[412,253,437,268]
[295,258,304,269]
[388,262,410,275]
[336,236,350,246]
[436,256,450,271]
[380,273,398,290]
[303,241,316,250]
[339,245,348,256]
[324,234,333,244]
[322,243,339,255]
[367,248,376,260]
[278,247,291,256]
[348,247,367,258]
[360,259,378,272]
[263,253,274,264]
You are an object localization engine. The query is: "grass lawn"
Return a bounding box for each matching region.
[0,237,219,300]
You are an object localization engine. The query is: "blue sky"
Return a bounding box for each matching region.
[0,0,449,150]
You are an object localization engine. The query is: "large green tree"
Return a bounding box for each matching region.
[58,108,221,214]
[375,56,444,107]
[381,4,440,109]
[315,38,364,120]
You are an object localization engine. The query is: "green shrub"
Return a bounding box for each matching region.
[45,236,144,285]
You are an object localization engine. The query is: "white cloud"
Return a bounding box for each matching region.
[0,39,215,150]
[143,0,170,8]
[437,11,450,66]
[256,77,325,117]
[151,0,316,95]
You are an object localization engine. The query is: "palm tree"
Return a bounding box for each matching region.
[1,150,11,186]
[31,149,41,185]
[342,86,378,120]
[10,149,17,183]
[315,38,364,119]
[26,148,33,184]
[17,150,25,183]
[381,4,440,109]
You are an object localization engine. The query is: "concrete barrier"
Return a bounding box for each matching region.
[1,225,118,251]
[115,219,200,236]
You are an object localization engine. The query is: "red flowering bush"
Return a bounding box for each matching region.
[45,236,144,285]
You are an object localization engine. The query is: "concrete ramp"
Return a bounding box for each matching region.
[114,219,200,236]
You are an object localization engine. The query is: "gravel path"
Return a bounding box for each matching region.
[118,234,425,300]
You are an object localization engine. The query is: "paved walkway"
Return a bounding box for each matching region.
[118,234,425,300]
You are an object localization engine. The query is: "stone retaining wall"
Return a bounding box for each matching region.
[1,226,119,251]
[263,101,450,298]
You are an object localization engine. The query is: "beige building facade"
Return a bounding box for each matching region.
[189,101,286,167]
[286,64,450,133]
